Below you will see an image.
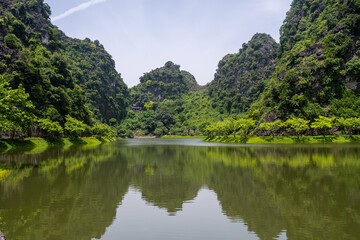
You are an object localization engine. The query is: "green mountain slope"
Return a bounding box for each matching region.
[0,0,128,125]
[119,90,222,136]
[60,37,129,123]
[130,61,198,106]
[121,62,220,135]
[209,33,278,114]
[253,0,360,120]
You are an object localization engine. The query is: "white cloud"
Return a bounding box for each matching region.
[52,0,107,22]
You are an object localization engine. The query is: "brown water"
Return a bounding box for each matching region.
[0,138,359,240]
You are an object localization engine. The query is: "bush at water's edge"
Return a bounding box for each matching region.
[205,135,360,144]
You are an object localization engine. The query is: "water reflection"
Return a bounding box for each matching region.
[0,139,359,240]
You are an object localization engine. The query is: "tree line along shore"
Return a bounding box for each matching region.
[202,116,360,144]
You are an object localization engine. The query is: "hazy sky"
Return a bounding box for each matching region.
[44,0,292,87]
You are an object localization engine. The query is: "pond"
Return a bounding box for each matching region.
[0,138,359,240]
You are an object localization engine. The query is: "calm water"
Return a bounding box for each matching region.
[0,138,359,240]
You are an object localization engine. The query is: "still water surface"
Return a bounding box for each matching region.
[0,138,359,240]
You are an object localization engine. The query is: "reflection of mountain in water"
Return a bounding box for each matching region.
[1,141,360,240]
[0,145,130,240]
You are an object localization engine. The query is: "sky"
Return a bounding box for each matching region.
[44,0,293,87]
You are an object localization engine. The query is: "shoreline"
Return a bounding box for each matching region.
[0,137,115,154]
[205,135,360,144]
[160,135,205,139]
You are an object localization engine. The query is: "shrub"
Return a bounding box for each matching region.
[4,33,23,49]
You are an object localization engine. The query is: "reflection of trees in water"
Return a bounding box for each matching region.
[123,146,203,214]
[121,145,360,240]
[0,143,360,240]
[0,144,130,240]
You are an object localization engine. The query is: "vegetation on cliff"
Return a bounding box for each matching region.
[209,33,278,114]
[252,0,360,121]
[119,90,222,136]
[0,0,128,138]
[1,0,360,139]
[130,61,198,106]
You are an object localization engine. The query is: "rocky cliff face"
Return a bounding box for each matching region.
[209,33,278,114]
[0,230,5,240]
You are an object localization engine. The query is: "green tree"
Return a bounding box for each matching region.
[38,118,63,138]
[205,123,217,138]
[91,123,116,137]
[154,122,168,136]
[216,121,230,136]
[223,119,238,137]
[64,115,87,138]
[235,118,256,138]
[285,117,310,137]
[258,120,283,136]
[198,121,211,135]
[0,76,37,137]
[336,117,360,136]
[310,116,335,137]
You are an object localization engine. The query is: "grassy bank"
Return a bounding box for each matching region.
[0,137,115,154]
[205,135,360,144]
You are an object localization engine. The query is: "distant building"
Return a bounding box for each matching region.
[130,104,144,111]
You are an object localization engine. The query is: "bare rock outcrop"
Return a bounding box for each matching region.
[0,230,6,240]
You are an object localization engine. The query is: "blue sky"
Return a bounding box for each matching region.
[44,0,292,87]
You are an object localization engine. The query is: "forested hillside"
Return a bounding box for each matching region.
[60,37,128,123]
[209,33,278,114]
[130,61,198,106]
[252,0,360,121]
[0,0,128,132]
[122,62,220,136]
[1,0,360,138]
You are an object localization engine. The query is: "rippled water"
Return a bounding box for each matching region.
[0,138,359,240]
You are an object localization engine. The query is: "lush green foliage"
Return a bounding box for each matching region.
[2,0,360,139]
[336,117,360,135]
[91,123,116,137]
[130,61,198,106]
[64,115,87,138]
[205,118,256,138]
[311,116,336,136]
[120,90,224,136]
[285,117,310,136]
[0,76,36,134]
[206,115,358,139]
[254,0,360,120]
[60,37,129,122]
[0,0,128,128]
[209,33,278,114]
[258,120,283,136]
[38,118,63,137]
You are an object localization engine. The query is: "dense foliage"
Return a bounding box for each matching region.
[120,90,223,136]
[0,0,127,138]
[0,76,36,135]
[206,115,360,138]
[130,61,198,106]
[253,0,360,120]
[60,37,129,122]
[1,0,360,138]
[0,0,128,127]
[209,33,278,114]
[123,62,218,136]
